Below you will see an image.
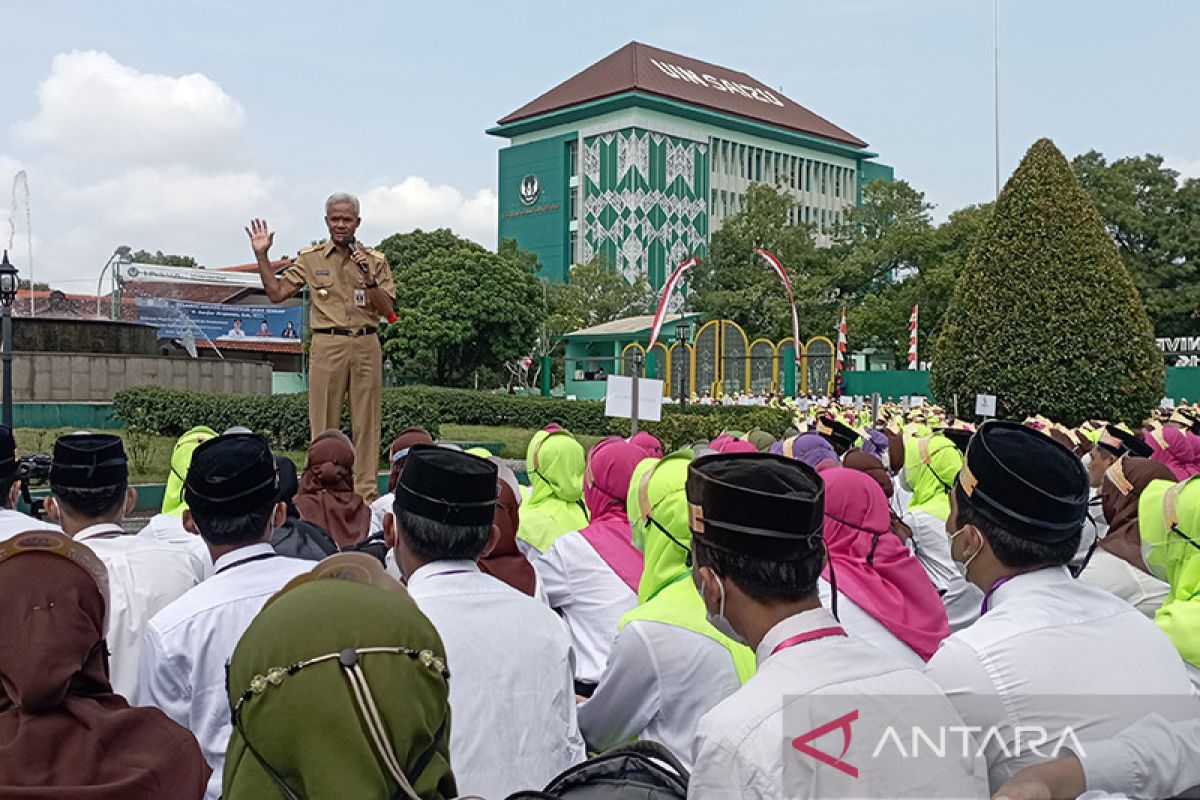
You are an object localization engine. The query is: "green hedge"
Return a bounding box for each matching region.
[113,385,793,458]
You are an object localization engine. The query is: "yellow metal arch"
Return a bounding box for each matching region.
[620,342,646,377]
[804,335,836,396]
[748,337,778,393]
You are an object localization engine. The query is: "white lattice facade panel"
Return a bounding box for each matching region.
[581,128,709,290]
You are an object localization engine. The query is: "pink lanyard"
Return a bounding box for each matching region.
[770,626,847,656]
[981,575,1015,615]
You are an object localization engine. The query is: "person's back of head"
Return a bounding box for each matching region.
[385,445,498,577]
[47,433,132,530]
[184,433,282,548]
[686,452,827,647]
[948,420,1089,586]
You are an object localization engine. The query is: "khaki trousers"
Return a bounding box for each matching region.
[308,332,382,500]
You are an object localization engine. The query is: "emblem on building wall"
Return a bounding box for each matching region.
[519,174,541,206]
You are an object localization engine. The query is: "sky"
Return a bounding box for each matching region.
[1,0,1197,290]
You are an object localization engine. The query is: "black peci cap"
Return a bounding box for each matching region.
[185,433,279,517]
[1096,425,1152,459]
[815,416,859,456]
[686,452,825,560]
[50,433,128,488]
[394,445,498,526]
[957,420,1088,543]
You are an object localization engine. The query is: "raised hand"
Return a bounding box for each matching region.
[245,218,275,256]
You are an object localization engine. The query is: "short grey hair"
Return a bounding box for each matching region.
[325,192,360,215]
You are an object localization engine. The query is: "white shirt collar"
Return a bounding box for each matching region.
[407,559,480,590]
[755,606,841,667]
[211,541,276,573]
[986,565,1073,610]
[74,522,127,542]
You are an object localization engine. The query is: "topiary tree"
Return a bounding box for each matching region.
[931,138,1163,425]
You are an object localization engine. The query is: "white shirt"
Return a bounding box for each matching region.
[1079,713,1200,799]
[1077,547,1169,619]
[817,577,925,668]
[578,619,741,769]
[689,607,987,799]
[407,560,585,798]
[903,509,984,632]
[0,506,58,540]
[136,512,212,580]
[76,523,200,699]
[924,566,1197,792]
[369,491,393,536]
[135,543,312,800]
[891,473,913,517]
[533,529,638,684]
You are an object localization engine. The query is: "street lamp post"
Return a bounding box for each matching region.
[97,245,132,318]
[675,321,691,407]
[0,251,20,429]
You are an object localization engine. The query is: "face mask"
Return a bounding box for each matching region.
[898,468,913,493]
[949,527,980,580]
[1140,539,1170,582]
[701,573,748,646]
[1080,452,1093,474]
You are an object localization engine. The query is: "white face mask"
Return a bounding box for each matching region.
[1140,539,1171,582]
[949,527,980,580]
[897,468,913,494]
[1080,452,1093,474]
[701,573,748,646]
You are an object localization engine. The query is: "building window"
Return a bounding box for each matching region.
[567,139,578,178]
[569,188,578,221]
[569,229,578,264]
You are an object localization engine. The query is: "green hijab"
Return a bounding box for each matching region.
[1140,477,1200,670]
[620,451,756,684]
[517,429,588,553]
[161,425,218,516]
[223,573,457,799]
[904,434,963,522]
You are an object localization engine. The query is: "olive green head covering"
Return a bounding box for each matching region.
[223,557,456,799]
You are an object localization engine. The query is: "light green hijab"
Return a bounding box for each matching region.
[620,451,756,684]
[223,565,457,800]
[1140,476,1200,670]
[517,428,588,553]
[162,425,218,516]
[904,434,963,521]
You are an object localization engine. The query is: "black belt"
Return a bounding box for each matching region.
[312,326,378,337]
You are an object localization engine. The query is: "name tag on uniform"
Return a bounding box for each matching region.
[315,269,331,276]
[354,288,367,307]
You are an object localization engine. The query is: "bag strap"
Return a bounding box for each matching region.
[604,739,691,785]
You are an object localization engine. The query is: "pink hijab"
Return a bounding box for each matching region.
[1144,426,1200,480]
[710,434,758,454]
[820,468,949,661]
[629,432,664,458]
[580,438,645,592]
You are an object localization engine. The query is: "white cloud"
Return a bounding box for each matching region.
[14,50,245,165]
[360,177,497,248]
[1164,155,1200,181]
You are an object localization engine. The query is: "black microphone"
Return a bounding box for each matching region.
[342,235,368,272]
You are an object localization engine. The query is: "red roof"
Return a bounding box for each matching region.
[496,42,867,148]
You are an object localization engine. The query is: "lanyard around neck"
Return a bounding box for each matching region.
[770,625,847,656]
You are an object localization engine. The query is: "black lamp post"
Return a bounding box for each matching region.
[675,320,692,407]
[0,251,19,429]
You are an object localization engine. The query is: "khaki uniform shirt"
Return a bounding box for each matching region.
[279,241,395,330]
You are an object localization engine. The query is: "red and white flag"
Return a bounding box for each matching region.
[907,305,919,370]
[647,256,699,350]
[836,309,848,375]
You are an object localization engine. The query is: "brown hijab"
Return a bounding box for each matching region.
[0,534,210,799]
[294,430,371,548]
[386,427,435,494]
[843,448,913,543]
[1098,456,1177,571]
[479,477,538,597]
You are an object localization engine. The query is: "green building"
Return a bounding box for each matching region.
[488,41,893,289]
[561,313,704,401]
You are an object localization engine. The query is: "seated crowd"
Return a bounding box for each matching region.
[1,403,1199,799]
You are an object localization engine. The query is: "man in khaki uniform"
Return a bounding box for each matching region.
[246,192,394,500]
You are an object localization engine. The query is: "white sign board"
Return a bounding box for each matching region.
[1161,397,1176,409]
[975,394,998,417]
[604,376,664,422]
[118,262,265,288]
[909,396,926,408]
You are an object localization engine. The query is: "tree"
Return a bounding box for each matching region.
[547,257,653,335]
[931,138,1163,425]
[1072,151,1200,337]
[376,229,545,386]
[131,249,198,268]
[690,183,836,340]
